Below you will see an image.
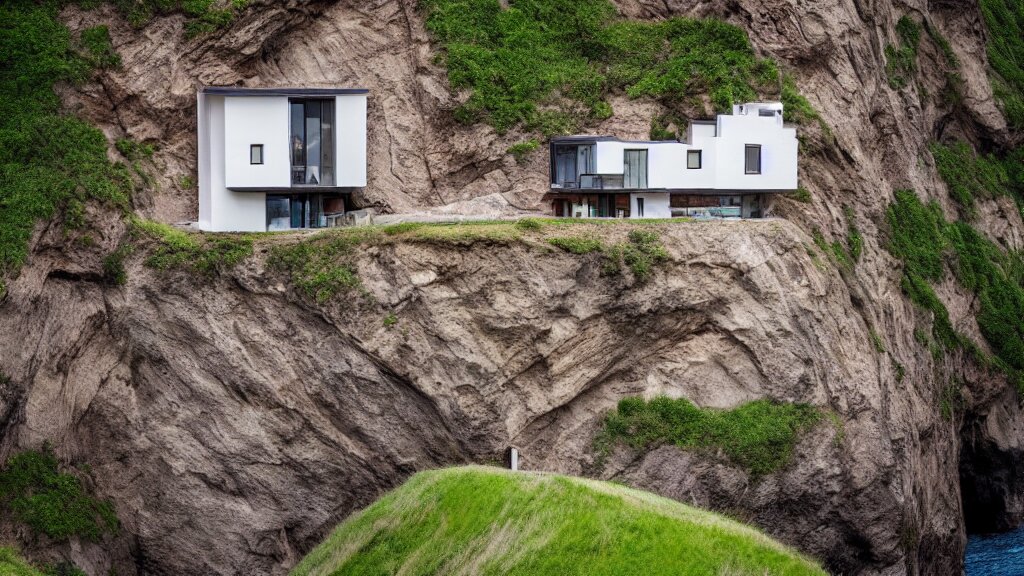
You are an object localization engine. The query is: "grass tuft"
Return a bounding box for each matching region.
[885,15,921,90]
[507,139,540,162]
[0,447,118,542]
[596,396,822,476]
[132,219,252,275]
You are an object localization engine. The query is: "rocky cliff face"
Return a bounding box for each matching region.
[1,0,1023,575]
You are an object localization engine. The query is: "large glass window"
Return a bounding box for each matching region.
[290,99,335,186]
[624,149,648,189]
[745,144,761,174]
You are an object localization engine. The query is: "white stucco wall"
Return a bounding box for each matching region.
[630,192,671,218]
[712,114,798,191]
[336,94,367,187]
[198,94,269,232]
[224,97,290,189]
[585,103,797,192]
[197,92,213,229]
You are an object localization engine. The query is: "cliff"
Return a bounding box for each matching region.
[0,0,1022,575]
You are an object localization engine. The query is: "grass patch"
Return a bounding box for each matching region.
[886,189,1024,390]
[812,228,852,269]
[606,229,670,282]
[0,447,118,542]
[102,243,133,285]
[0,0,134,299]
[132,219,252,275]
[422,0,816,134]
[548,229,669,281]
[290,466,826,576]
[596,396,822,476]
[788,187,812,203]
[78,25,120,69]
[547,235,603,254]
[102,0,249,37]
[979,0,1024,128]
[507,139,540,162]
[269,231,369,303]
[930,141,1023,217]
[0,548,45,576]
[844,205,863,262]
[885,15,921,90]
[869,328,886,352]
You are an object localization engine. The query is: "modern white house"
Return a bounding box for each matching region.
[197,86,368,232]
[547,102,798,219]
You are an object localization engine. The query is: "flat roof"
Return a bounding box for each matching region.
[201,86,369,97]
[549,136,686,145]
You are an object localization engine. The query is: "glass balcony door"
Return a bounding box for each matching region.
[290,99,335,186]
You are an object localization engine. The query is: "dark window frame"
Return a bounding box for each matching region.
[744,144,761,175]
[687,150,702,169]
[250,144,264,165]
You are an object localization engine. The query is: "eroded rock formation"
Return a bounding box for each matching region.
[1,0,1022,574]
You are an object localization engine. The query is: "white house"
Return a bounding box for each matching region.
[547,102,798,219]
[197,86,368,232]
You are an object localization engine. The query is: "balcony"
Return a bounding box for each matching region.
[552,174,626,190]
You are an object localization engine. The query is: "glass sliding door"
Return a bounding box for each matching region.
[290,99,335,186]
[624,149,648,189]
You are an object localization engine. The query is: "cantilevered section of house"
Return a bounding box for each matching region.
[547,102,798,219]
[197,86,368,232]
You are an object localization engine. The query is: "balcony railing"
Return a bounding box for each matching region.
[552,174,626,190]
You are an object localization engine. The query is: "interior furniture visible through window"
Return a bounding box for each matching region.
[687,150,702,169]
[250,144,263,165]
[624,149,648,188]
[290,98,335,186]
[745,144,761,174]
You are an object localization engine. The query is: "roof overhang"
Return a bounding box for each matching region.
[201,86,369,97]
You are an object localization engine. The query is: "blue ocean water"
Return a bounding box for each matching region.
[966,525,1024,575]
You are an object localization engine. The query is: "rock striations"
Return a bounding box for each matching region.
[0,0,1022,575]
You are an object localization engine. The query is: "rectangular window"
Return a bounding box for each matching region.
[687,150,702,169]
[624,149,648,188]
[289,98,335,186]
[636,197,645,217]
[745,145,761,174]
[250,144,263,165]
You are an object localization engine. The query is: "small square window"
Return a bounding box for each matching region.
[687,150,702,169]
[250,144,263,165]
[745,144,761,174]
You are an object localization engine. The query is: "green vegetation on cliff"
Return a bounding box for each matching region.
[979,0,1024,127]
[0,548,45,576]
[885,15,921,90]
[290,466,826,576]
[930,141,1024,217]
[596,396,822,476]
[421,0,816,134]
[0,0,133,299]
[886,189,1024,389]
[0,447,118,542]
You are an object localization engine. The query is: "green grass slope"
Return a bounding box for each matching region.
[0,548,44,576]
[291,466,825,576]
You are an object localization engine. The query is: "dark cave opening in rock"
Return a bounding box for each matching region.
[959,416,1024,535]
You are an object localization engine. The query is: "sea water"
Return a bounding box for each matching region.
[966,525,1024,575]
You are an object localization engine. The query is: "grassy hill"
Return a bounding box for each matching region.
[291,466,825,576]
